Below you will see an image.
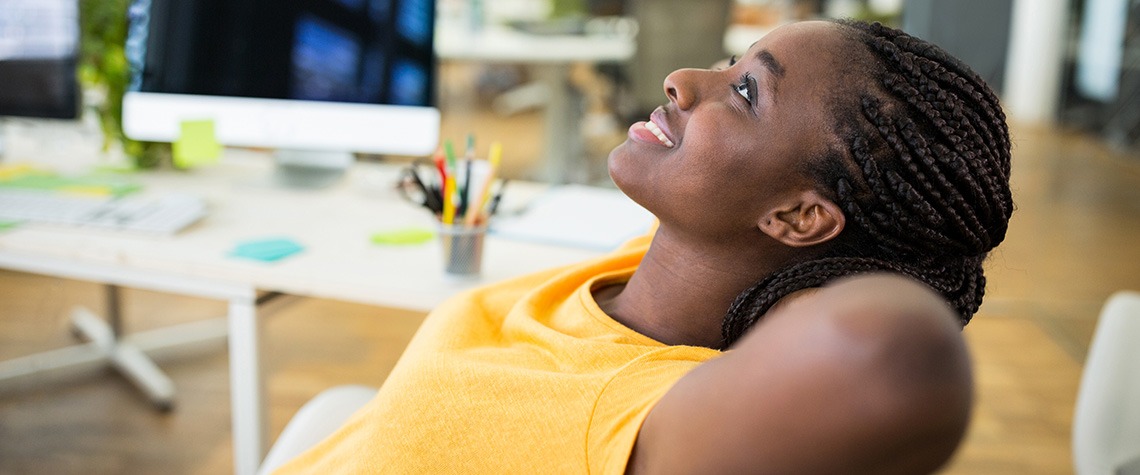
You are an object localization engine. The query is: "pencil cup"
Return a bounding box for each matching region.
[438,224,487,276]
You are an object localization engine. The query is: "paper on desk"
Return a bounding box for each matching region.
[490,185,655,251]
[173,120,222,168]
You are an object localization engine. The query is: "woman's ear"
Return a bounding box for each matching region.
[757,191,845,247]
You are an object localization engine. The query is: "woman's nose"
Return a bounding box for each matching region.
[663,68,700,110]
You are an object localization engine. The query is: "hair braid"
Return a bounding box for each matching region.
[720,20,1013,348]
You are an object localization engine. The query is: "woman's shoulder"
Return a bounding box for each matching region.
[764,273,967,362]
[627,273,973,474]
[740,273,975,450]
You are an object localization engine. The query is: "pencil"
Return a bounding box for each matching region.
[442,141,459,223]
[464,143,499,226]
[442,174,456,224]
[472,141,502,223]
[488,140,502,169]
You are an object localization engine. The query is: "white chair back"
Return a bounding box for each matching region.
[257,385,379,475]
[1073,291,1140,475]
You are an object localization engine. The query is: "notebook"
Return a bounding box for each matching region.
[490,185,655,251]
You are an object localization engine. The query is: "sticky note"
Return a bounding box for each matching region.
[173,120,222,168]
[0,173,142,197]
[0,220,22,231]
[0,163,36,181]
[371,227,434,245]
[230,238,304,262]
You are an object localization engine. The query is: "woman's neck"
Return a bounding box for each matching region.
[594,226,792,349]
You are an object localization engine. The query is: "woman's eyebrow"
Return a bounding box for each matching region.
[756,49,785,99]
[757,50,786,79]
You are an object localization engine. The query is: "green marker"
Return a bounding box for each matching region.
[443,140,457,170]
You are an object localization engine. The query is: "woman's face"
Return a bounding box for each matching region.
[609,21,852,241]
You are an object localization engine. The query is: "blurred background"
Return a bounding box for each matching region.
[2,0,1140,473]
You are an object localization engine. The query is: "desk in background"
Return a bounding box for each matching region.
[0,151,608,475]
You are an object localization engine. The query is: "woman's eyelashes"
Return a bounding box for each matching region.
[728,54,738,67]
[733,72,758,107]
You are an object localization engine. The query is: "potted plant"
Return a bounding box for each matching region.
[79,0,167,168]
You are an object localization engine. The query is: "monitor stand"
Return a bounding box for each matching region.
[271,149,354,189]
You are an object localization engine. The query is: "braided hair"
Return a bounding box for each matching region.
[720,20,1013,348]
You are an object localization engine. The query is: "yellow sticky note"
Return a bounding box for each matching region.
[0,163,36,181]
[172,120,222,168]
[370,227,434,245]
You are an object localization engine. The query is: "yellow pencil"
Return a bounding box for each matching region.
[473,141,502,223]
[442,174,456,225]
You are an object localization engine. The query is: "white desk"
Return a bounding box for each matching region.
[0,152,603,475]
[435,21,635,182]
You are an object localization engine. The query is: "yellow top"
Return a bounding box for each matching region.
[273,231,722,474]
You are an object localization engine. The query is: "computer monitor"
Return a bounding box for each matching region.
[0,0,81,120]
[122,0,440,186]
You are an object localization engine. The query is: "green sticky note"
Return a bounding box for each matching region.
[0,173,142,197]
[230,238,305,262]
[173,120,222,168]
[371,227,435,245]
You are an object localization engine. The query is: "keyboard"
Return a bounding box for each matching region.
[0,189,207,235]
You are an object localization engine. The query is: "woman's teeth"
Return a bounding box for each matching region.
[645,120,674,148]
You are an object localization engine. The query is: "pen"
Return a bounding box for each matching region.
[416,166,443,213]
[488,179,508,217]
[460,134,475,219]
[443,140,458,176]
[461,160,472,219]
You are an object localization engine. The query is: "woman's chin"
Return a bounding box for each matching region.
[606,141,636,192]
[607,142,656,211]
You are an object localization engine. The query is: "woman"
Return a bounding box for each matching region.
[275,19,1011,474]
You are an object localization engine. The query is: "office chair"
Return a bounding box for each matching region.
[256,385,378,475]
[265,289,1140,475]
[1073,291,1140,475]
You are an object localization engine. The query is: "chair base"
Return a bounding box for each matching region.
[0,305,228,411]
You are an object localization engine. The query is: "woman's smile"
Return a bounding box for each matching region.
[627,108,676,148]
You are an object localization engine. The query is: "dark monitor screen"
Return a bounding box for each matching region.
[0,0,81,119]
[127,0,436,107]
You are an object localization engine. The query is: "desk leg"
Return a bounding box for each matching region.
[228,296,266,475]
[535,63,583,184]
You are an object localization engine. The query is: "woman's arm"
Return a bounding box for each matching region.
[627,274,973,474]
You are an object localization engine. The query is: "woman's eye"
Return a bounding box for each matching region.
[728,54,738,67]
[734,81,751,102]
[733,73,756,105]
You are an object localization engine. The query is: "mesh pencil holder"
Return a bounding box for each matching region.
[438,223,488,276]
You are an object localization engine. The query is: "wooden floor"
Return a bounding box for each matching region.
[1,121,1139,474]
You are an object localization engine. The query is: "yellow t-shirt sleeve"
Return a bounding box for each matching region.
[586,346,718,474]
